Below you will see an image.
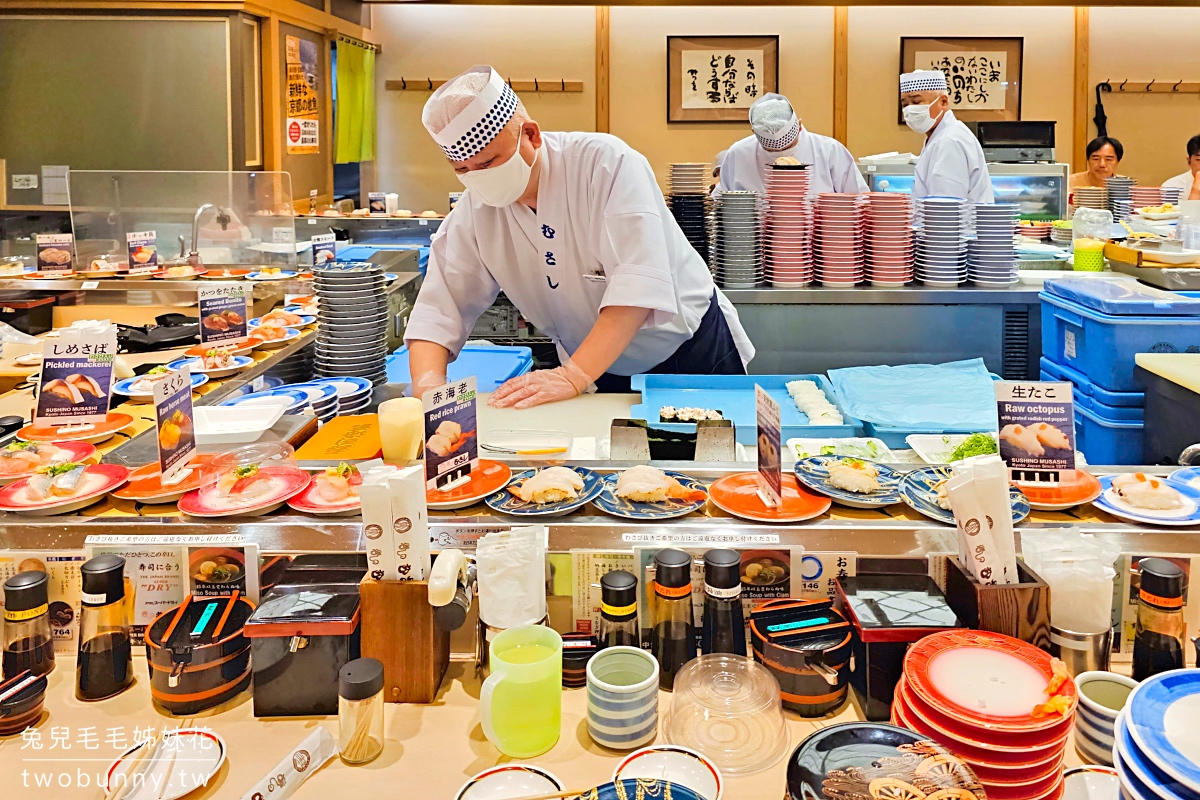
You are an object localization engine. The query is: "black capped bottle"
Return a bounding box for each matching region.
[3,570,55,679]
[701,550,746,656]
[598,569,639,649]
[651,549,695,691]
[77,555,134,701]
[1133,558,1186,681]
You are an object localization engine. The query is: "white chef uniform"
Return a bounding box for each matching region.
[716,129,868,197]
[912,109,994,203]
[406,130,755,376]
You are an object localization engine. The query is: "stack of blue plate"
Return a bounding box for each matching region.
[313,262,388,386]
[1106,176,1135,219]
[219,387,311,415]
[312,377,373,415]
[1114,669,1200,800]
[915,196,969,287]
[283,381,339,424]
[968,202,1019,287]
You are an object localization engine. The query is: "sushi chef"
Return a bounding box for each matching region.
[404,65,754,409]
[900,70,994,203]
[715,93,867,197]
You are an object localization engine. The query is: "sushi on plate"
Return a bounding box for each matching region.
[0,443,71,476]
[27,463,87,500]
[314,462,362,503]
[217,464,274,501]
[614,465,705,503]
[510,466,583,504]
[826,459,881,494]
[1112,473,1186,510]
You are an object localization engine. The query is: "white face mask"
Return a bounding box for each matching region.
[457,137,538,207]
[903,101,945,134]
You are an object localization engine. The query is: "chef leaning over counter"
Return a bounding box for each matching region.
[715,92,867,197]
[900,69,994,204]
[404,65,754,409]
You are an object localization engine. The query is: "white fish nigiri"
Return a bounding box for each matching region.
[512,466,584,504]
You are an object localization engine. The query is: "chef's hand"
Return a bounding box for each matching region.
[489,359,594,410]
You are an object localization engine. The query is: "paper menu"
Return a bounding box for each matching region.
[0,551,85,655]
[756,384,782,507]
[152,365,196,483]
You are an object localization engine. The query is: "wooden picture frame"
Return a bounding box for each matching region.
[667,35,779,123]
[899,36,1023,123]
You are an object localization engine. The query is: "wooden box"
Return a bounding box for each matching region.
[944,558,1052,651]
[360,578,450,703]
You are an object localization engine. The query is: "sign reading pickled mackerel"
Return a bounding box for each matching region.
[35,329,117,425]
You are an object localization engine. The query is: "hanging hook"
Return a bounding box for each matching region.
[427,78,432,91]
[1119,79,1128,91]
[561,78,566,91]
[1147,79,1156,92]
[401,77,406,90]
[534,78,539,91]
[1174,79,1183,92]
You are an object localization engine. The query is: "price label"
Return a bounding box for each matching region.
[81,281,99,290]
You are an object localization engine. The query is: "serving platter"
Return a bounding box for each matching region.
[178,466,310,517]
[112,455,216,504]
[593,469,708,520]
[18,413,135,445]
[426,460,512,510]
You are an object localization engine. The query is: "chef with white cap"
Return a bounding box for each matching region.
[900,69,994,203]
[715,93,866,197]
[404,65,754,409]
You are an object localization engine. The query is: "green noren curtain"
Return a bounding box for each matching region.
[335,43,376,164]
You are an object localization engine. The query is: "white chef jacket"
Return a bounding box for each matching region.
[405,131,755,376]
[715,128,868,197]
[1163,170,1197,196]
[913,110,995,204]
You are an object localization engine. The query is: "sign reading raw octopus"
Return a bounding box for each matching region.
[152,365,196,483]
[35,329,117,425]
[995,381,1075,474]
[422,376,478,491]
[198,284,249,345]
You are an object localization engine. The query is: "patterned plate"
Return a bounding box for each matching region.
[1093,476,1200,527]
[593,470,708,520]
[483,466,602,516]
[899,466,1030,526]
[1125,670,1200,794]
[794,456,902,508]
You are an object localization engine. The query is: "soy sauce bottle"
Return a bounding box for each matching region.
[3,570,55,679]
[76,555,134,701]
[1133,558,1186,681]
[701,550,746,656]
[598,570,639,649]
[651,549,695,691]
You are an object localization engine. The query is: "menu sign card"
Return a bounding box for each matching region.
[756,384,782,507]
[126,231,158,273]
[422,376,478,492]
[995,381,1076,480]
[152,365,196,484]
[198,284,250,345]
[312,233,336,266]
[35,233,73,273]
[35,327,117,425]
[369,192,387,213]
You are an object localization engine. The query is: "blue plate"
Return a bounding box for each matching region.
[1093,476,1200,527]
[898,465,1030,526]
[283,381,338,405]
[219,388,309,414]
[113,372,208,398]
[1116,708,1197,800]
[167,355,255,374]
[794,456,902,508]
[593,470,708,520]
[249,314,315,328]
[589,781,702,800]
[484,466,601,517]
[313,376,372,400]
[1169,467,1200,491]
[246,270,297,280]
[1126,670,1200,794]
[385,273,398,282]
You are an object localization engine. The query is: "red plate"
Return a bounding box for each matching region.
[0,463,130,514]
[984,771,1064,800]
[426,459,512,509]
[1014,469,1102,509]
[708,472,830,523]
[18,413,135,444]
[904,629,1077,733]
[0,441,98,485]
[112,454,217,503]
[178,466,311,517]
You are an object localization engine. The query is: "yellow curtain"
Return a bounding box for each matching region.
[336,43,376,163]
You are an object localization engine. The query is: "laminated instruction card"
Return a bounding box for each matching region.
[153,365,196,484]
[756,384,782,507]
[422,376,478,492]
[995,380,1076,479]
[198,283,250,345]
[35,326,117,426]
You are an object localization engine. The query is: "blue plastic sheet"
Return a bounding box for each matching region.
[827,359,999,430]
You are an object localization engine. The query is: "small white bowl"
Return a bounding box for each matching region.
[455,765,563,800]
[613,745,723,800]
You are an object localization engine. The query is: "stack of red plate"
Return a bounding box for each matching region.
[864,192,914,286]
[763,165,813,287]
[814,192,866,287]
[891,630,1076,800]
[1018,221,1052,240]
[1129,186,1164,209]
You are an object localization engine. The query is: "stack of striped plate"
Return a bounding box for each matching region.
[814,192,866,287]
[313,262,388,386]
[710,191,764,289]
[915,196,969,287]
[864,192,914,287]
[1073,187,1108,213]
[1114,669,1200,800]
[763,164,813,287]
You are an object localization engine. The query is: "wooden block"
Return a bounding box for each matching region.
[944,558,1052,651]
[360,577,450,703]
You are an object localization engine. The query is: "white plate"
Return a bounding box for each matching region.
[455,765,563,800]
[194,404,286,445]
[905,432,999,464]
[1139,248,1200,266]
[105,729,227,800]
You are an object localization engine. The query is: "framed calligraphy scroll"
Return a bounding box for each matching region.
[667,35,779,122]
[899,37,1023,123]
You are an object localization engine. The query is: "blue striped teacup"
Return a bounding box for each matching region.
[1074,671,1137,767]
[587,646,660,751]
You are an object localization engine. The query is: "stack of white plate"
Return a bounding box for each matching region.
[667,163,711,262]
[1073,187,1108,213]
[915,196,969,287]
[282,381,339,424]
[1106,176,1136,218]
[1114,669,1200,800]
[313,262,388,386]
[763,165,813,288]
[969,203,1019,287]
[814,192,866,287]
[864,192,914,287]
[312,377,373,415]
[1050,224,1073,245]
[710,191,763,289]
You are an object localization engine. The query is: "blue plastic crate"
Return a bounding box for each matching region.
[1040,291,1200,393]
[1074,403,1144,465]
[629,374,863,445]
[387,344,533,393]
[1039,357,1144,407]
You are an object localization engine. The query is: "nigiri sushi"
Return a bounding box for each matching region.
[255,325,289,341]
[0,442,63,475]
[933,477,951,510]
[201,349,234,370]
[260,309,303,327]
[435,420,462,445]
[217,464,272,500]
[426,433,454,457]
[826,458,881,494]
[314,462,362,503]
[1113,473,1185,510]
[27,463,87,500]
[1031,422,1071,451]
[130,365,172,394]
[511,466,584,504]
[615,465,706,503]
[1000,424,1046,457]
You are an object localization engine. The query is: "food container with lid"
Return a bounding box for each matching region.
[338,657,385,764]
[749,598,851,717]
[145,593,254,715]
[244,583,361,716]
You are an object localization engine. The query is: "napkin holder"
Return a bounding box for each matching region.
[944,557,1052,651]
[360,577,449,703]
